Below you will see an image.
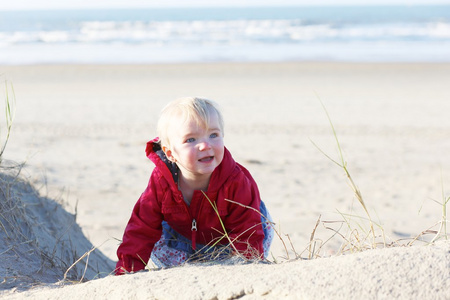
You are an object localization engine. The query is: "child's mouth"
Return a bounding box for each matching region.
[199,156,213,162]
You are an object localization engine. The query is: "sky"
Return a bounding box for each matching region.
[1,0,450,11]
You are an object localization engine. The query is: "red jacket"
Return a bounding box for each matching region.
[116,138,264,273]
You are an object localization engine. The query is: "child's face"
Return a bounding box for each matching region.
[163,110,224,181]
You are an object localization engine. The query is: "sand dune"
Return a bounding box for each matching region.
[2,242,449,299]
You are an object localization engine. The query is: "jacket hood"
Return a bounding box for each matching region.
[145,137,237,193]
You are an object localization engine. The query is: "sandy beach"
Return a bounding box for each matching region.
[1,62,450,298]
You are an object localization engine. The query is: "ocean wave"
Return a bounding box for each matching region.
[2,19,450,46]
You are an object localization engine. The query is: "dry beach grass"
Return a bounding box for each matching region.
[0,80,114,291]
[0,62,450,298]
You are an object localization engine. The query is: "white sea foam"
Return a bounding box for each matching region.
[4,20,450,45]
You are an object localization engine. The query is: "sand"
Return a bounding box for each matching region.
[2,241,449,299]
[0,62,449,298]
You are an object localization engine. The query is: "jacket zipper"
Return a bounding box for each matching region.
[178,188,208,251]
[178,190,202,251]
[188,191,206,251]
[191,219,197,250]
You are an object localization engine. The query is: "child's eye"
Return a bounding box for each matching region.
[210,133,218,138]
[185,138,195,143]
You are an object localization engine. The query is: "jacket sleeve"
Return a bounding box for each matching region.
[224,168,264,259]
[115,171,164,274]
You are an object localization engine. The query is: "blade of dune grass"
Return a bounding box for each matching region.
[310,95,376,247]
[430,170,449,243]
[202,191,242,257]
[0,79,16,162]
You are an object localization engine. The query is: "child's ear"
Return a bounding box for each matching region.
[162,145,176,162]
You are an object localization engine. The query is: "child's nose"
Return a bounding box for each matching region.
[198,141,211,151]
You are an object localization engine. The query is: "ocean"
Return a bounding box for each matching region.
[1,5,450,64]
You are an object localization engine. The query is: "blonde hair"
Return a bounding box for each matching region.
[157,97,224,148]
